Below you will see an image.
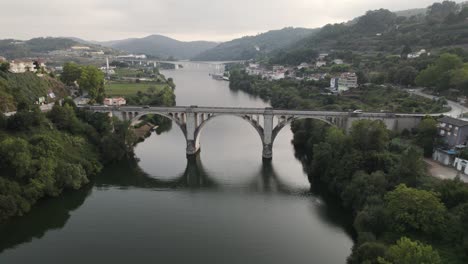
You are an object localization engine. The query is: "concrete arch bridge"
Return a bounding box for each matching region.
[81,105,429,159]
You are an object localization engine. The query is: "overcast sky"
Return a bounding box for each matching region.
[0,0,463,42]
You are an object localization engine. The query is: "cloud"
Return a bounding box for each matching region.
[0,0,461,41]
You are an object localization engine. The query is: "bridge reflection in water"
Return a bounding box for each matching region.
[94,154,305,195]
[0,153,352,255]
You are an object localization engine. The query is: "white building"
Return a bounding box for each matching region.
[337,72,358,91]
[318,53,329,60]
[9,60,36,73]
[316,61,327,68]
[333,59,344,65]
[117,54,147,60]
[71,46,91,50]
[407,49,428,59]
[297,62,310,70]
[104,97,127,106]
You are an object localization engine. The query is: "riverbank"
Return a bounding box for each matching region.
[229,69,468,263]
[1,62,355,264]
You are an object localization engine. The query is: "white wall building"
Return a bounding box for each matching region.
[337,72,358,91]
[104,97,127,106]
[316,61,327,68]
[333,59,344,65]
[9,60,36,73]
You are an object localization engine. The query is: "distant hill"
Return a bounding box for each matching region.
[0,37,117,59]
[0,37,79,59]
[100,35,218,60]
[271,2,468,65]
[191,27,319,61]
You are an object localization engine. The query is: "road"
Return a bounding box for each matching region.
[4,102,55,117]
[410,89,468,118]
[425,158,468,183]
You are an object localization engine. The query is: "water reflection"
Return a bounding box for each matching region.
[95,154,306,195]
[0,185,93,253]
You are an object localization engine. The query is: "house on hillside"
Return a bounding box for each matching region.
[338,72,358,91]
[104,97,127,106]
[316,61,327,68]
[438,116,468,147]
[9,60,36,73]
[318,53,329,60]
[333,59,344,65]
[10,59,47,74]
[297,62,310,70]
[407,49,429,59]
[71,46,91,50]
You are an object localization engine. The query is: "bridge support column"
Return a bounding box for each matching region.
[262,110,274,160]
[185,108,200,157]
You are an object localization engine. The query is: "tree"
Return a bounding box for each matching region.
[78,66,105,103]
[415,117,438,157]
[0,62,10,72]
[60,62,82,85]
[385,184,447,235]
[0,137,33,178]
[427,1,459,24]
[401,45,412,59]
[416,53,464,91]
[380,237,441,264]
[350,120,389,152]
[342,171,388,211]
[349,242,387,264]
[388,146,426,187]
[394,66,418,86]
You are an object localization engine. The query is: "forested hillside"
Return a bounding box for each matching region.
[272,1,468,65]
[192,27,318,61]
[0,38,78,59]
[0,71,68,112]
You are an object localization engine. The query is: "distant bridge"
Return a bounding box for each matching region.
[81,105,430,159]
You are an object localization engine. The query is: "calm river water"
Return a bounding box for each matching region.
[0,62,353,264]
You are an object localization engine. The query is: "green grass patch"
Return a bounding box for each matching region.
[105,82,169,96]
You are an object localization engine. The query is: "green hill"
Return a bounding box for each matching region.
[192,27,319,61]
[0,37,79,59]
[0,72,68,112]
[272,1,468,65]
[101,35,218,60]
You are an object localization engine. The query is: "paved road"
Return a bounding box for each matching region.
[425,158,468,183]
[4,103,55,117]
[410,89,468,118]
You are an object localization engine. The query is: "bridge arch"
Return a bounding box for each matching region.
[131,111,188,138]
[271,116,337,146]
[193,113,265,151]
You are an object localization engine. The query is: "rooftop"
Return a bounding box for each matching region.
[439,116,468,127]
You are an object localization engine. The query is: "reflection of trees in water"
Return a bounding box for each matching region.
[0,184,93,253]
[0,152,354,254]
[95,155,217,189]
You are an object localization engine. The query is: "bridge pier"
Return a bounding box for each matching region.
[186,140,200,157]
[185,109,200,157]
[262,110,274,160]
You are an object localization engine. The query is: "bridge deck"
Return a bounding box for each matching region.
[79,105,436,118]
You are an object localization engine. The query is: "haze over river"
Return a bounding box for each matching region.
[0,62,353,264]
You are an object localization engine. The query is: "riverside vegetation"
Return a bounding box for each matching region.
[229,56,468,263]
[0,63,176,223]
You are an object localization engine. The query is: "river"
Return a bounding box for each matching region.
[0,62,354,264]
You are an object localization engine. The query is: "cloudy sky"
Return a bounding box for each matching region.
[0,0,462,42]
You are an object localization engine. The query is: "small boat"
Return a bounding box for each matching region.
[222,76,229,81]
